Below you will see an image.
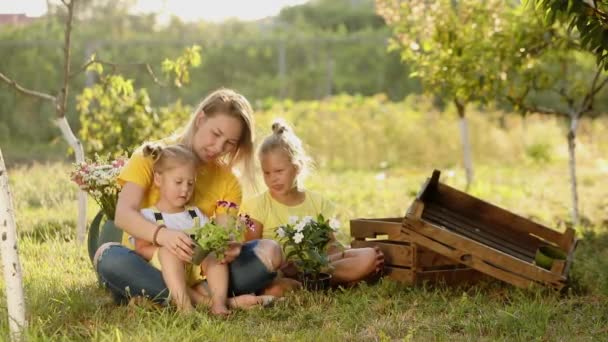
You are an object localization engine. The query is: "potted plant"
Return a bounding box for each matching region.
[187,201,254,265]
[276,214,341,291]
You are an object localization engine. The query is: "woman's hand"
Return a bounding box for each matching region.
[157,228,194,263]
[220,241,242,264]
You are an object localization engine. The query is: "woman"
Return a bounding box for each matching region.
[94,88,283,307]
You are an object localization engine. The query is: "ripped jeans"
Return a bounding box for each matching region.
[95,240,277,304]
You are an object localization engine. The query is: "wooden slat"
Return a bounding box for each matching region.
[406,199,424,219]
[424,202,540,256]
[417,246,465,270]
[422,207,535,262]
[415,268,486,286]
[403,224,540,289]
[351,240,413,267]
[406,219,566,287]
[384,266,414,284]
[431,183,573,251]
[350,219,406,241]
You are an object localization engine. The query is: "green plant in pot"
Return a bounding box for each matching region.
[276,214,341,291]
[535,245,567,270]
[186,201,253,265]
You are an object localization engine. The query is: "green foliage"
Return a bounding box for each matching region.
[161,45,202,88]
[525,141,554,163]
[1,0,421,153]
[76,46,199,157]
[530,0,608,70]
[188,221,240,261]
[377,0,508,108]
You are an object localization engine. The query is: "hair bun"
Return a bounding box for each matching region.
[271,119,290,135]
[142,143,163,161]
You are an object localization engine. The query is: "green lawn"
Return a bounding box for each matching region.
[2,162,608,341]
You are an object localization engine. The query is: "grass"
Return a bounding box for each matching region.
[1,160,608,341]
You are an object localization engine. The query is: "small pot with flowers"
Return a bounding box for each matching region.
[71,155,127,262]
[186,200,254,265]
[276,214,341,291]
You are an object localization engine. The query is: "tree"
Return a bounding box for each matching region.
[0,149,26,341]
[376,0,508,190]
[501,3,608,226]
[534,0,608,70]
[0,1,201,336]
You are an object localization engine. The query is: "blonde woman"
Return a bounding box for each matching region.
[94,89,283,308]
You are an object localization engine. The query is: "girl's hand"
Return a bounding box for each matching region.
[157,228,194,263]
[220,241,242,264]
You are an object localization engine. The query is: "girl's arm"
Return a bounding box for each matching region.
[245,219,264,241]
[115,182,194,262]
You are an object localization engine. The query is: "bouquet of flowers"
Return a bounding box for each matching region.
[188,201,254,264]
[70,155,126,220]
[276,214,341,278]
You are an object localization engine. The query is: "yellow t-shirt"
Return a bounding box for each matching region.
[240,191,335,240]
[118,145,242,248]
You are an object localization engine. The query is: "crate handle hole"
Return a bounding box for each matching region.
[460,254,472,262]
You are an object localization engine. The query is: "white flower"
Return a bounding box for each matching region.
[302,216,314,224]
[288,216,299,225]
[295,222,306,232]
[293,232,304,244]
[277,227,286,238]
[329,218,341,232]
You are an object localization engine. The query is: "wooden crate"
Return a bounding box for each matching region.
[350,217,483,285]
[403,170,578,291]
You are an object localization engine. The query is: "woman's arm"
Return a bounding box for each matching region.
[115,182,194,262]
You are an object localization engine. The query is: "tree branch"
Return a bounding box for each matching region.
[69,59,167,86]
[0,72,56,102]
[57,0,75,118]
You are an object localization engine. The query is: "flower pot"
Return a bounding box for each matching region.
[191,243,211,265]
[299,272,332,291]
[535,245,567,270]
[87,210,123,265]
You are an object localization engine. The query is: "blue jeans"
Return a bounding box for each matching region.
[95,240,277,304]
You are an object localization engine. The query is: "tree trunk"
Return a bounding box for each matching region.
[56,116,87,242]
[567,112,580,226]
[0,147,27,340]
[455,100,474,191]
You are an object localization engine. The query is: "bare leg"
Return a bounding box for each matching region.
[201,253,230,316]
[191,281,271,309]
[329,247,379,286]
[261,277,302,297]
[158,246,193,312]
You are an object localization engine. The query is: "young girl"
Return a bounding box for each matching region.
[136,143,269,314]
[241,119,384,287]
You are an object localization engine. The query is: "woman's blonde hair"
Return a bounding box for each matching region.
[258,118,313,188]
[142,143,199,173]
[174,88,256,185]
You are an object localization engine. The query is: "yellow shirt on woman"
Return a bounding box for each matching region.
[240,191,335,240]
[117,145,242,248]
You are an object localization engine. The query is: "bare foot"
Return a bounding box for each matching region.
[210,302,231,316]
[228,294,275,309]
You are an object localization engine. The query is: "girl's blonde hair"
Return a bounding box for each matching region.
[259,118,313,188]
[142,143,199,173]
[174,88,255,185]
